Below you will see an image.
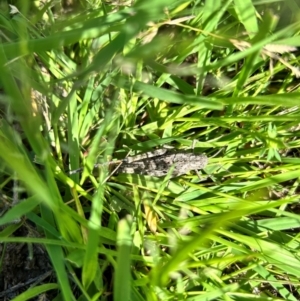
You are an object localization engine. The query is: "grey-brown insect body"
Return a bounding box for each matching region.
[116,149,208,177]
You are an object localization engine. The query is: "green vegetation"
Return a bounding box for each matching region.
[1,0,300,300]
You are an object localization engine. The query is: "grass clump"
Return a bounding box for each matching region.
[1,0,300,300]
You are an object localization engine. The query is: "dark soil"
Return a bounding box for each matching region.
[0,224,56,301]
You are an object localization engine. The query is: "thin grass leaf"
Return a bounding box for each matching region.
[114,215,133,301]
